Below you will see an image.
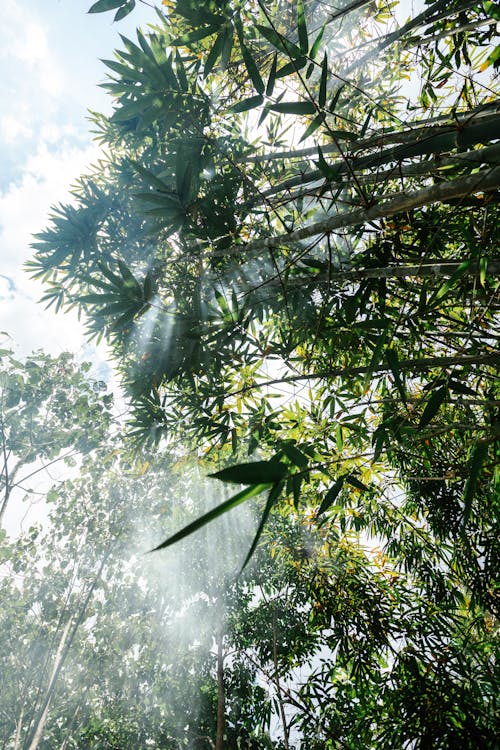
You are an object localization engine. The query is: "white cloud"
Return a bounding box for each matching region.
[0,138,100,356]
[0,114,33,144]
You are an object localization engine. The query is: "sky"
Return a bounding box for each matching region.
[0,0,155,359]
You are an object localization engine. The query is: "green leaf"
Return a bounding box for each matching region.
[386,347,407,406]
[419,386,447,428]
[317,476,344,516]
[364,327,390,387]
[483,1,500,21]
[210,460,288,485]
[241,482,283,570]
[275,57,307,78]
[114,0,135,21]
[310,22,325,59]
[229,95,264,113]
[281,443,309,468]
[463,441,489,527]
[292,474,302,509]
[204,30,225,77]
[269,101,316,115]
[256,24,303,59]
[316,145,341,180]
[297,0,309,54]
[299,114,325,142]
[319,52,328,108]
[171,25,220,46]
[88,0,124,13]
[266,53,278,96]
[240,41,265,94]
[345,475,369,492]
[328,84,345,113]
[150,483,271,552]
[431,259,473,303]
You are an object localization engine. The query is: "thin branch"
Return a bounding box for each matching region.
[231,353,500,397]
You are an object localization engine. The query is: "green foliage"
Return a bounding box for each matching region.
[22,0,500,746]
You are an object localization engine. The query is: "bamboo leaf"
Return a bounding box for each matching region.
[229,94,264,113]
[419,386,447,428]
[281,443,309,468]
[463,441,489,526]
[241,482,283,570]
[270,101,316,115]
[297,0,309,54]
[150,483,271,552]
[88,0,124,13]
[431,259,473,302]
[479,256,487,286]
[240,41,265,94]
[310,22,325,59]
[266,53,278,96]
[256,24,303,59]
[386,347,407,406]
[319,52,328,108]
[210,459,288,484]
[346,475,369,492]
[317,476,344,516]
[204,30,225,78]
[299,114,325,142]
[114,0,135,21]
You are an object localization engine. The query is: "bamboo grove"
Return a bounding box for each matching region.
[20,0,500,746]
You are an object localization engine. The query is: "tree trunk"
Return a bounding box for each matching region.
[215,632,225,750]
[24,550,111,750]
[235,353,500,396]
[240,167,500,254]
[272,608,290,750]
[26,616,73,750]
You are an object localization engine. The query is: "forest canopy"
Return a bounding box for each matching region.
[2,0,499,748]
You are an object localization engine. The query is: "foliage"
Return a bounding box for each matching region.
[23,0,500,747]
[0,347,112,528]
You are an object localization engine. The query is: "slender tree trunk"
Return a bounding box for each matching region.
[272,608,290,750]
[23,550,111,750]
[266,258,500,288]
[13,705,25,750]
[26,617,73,750]
[215,632,225,750]
[240,167,500,254]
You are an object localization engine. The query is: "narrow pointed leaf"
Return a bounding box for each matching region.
[229,95,263,113]
[419,386,447,428]
[281,443,309,468]
[300,114,325,142]
[210,459,287,484]
[297,0,309,53]
[114,0,135,21]
[241,482,283,570]
[319,52,328,108]
[240,41,265,94]
[266,53,278,96]
[270,101,316,115]
[386,347,407,405]
[310,22,325,59]
[151,483,271,552]
[88,0,124,13]
[256,24,303,59]
[317,476,344,516]
[346,475,369,492]
[463,441,489,526]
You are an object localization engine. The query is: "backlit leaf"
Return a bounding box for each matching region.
[210,460,288,484]
[150,483,271,551]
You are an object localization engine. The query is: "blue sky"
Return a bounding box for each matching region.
[0,0,155,356]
